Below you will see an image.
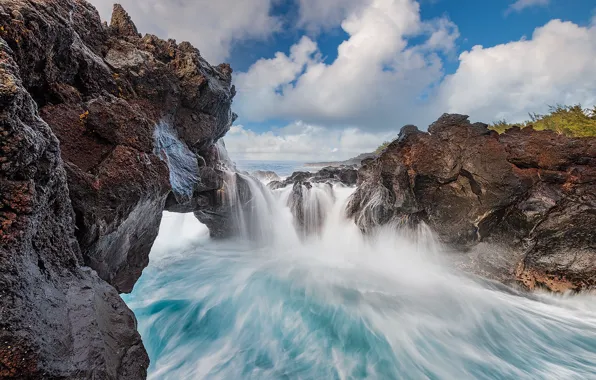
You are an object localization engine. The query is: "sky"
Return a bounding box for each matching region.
[91,0,596,161]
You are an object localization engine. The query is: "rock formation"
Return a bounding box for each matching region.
[0,0,235,293]
[251,170,280,183]
[0,0,235,377]
[347,114,596,292]
[268,166,358,190]
[0,34,147,380]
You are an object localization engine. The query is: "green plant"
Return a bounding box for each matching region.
[374,141,391,154]
[489,104,596,137]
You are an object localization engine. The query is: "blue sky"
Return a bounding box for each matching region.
[229,0,595,73]
[92,0,596,160]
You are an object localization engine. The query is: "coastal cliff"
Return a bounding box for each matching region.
[347,114,596,292]
[0,0,234,377]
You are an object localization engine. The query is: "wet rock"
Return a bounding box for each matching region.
[0,1,235,292]
[276,166,358,189]
[0,38,147,379]
[0,0,237,377]
[347,114,596,292]
[251,170,281,183]
[267,180,285,190]
[194,172,256,238]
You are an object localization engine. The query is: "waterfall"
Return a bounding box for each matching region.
[154,121,199,201]
[124,160,596,379]
[208,143,353,244]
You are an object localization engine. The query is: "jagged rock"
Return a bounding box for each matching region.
[0,0,237,377]
[347,114,596,292]
[0,38,147,380]
[251,170,280,183]
[110,3,140,38]
[273,167,358,190]
[267,180,285,190]
[287,181,332,238]
[0,1,235,293]
[194,172,254,238]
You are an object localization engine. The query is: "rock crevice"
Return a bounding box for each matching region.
[0,1,236,377]
[347,114,596,291]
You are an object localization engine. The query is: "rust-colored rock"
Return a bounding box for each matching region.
[1,0,237,378]
[0,37,147,379]
[347,114,596,291]
[1,0,236,293]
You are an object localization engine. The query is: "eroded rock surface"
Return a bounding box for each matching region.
[0,38,147,380]
[0,0,235,293]
[347,114,596,292]
[268,166,358,190]
[1,0,236,377]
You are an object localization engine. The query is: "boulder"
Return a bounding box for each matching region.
[347,114,596,292]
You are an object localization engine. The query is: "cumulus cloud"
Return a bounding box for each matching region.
[296,0,370,32]
[235,0,458,131]
[224,122,396,161]
[437,20,596,124]
[507,0,549,14]
[88,0,280,63]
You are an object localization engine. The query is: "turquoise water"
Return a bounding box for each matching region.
[123,162,596,380]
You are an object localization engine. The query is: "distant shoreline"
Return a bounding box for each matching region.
[304,152,377,168]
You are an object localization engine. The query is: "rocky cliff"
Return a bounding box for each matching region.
[347,114,596,292]
[0,0,235,377]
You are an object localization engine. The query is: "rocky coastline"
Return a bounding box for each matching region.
[1,1,234,377]
[0,0,595,378]
[346,114,595,292]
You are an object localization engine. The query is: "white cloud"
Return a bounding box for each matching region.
[507,0,549,13]
[224,122,396,161]
[88,0,280,63]
[297,0,370,32]
[437,20,596,124]
[234,0,458,131]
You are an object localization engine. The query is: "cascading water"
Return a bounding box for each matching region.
[123,162,596,379]
[154,121,199,201]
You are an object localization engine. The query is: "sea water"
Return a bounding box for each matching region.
[123,160,596,380]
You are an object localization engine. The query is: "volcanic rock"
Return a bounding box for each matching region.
[0,0,237,377]
[347,114,596,292]
[0,1,235,292]
[270,166,358,190]
[0,37,147,380]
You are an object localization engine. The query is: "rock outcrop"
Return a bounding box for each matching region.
[0,37,147,380]
[0,0,235,293]
[251,170,280,183]
[268,166,358,190]
[286,181,335,238]
[1,0,236,377]
[347,114,596,292]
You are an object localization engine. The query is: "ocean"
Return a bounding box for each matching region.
[122,160,596,380]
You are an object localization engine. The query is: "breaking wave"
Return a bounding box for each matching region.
[123,170,596,379]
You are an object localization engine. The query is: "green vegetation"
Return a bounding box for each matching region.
[489,104,596,137]
[374,141,391,154]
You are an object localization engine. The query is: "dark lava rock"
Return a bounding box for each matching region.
[0,0,237,377]
[347,114,596,292]
[0,1,235,293]
[0,38,147,379]
[251,170,281,183]
[287,181,334,238]
[194,172,271,239]
[273,166,358,190]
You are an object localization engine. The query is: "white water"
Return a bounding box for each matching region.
[154,122,199,201]
[124,167,596,379]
